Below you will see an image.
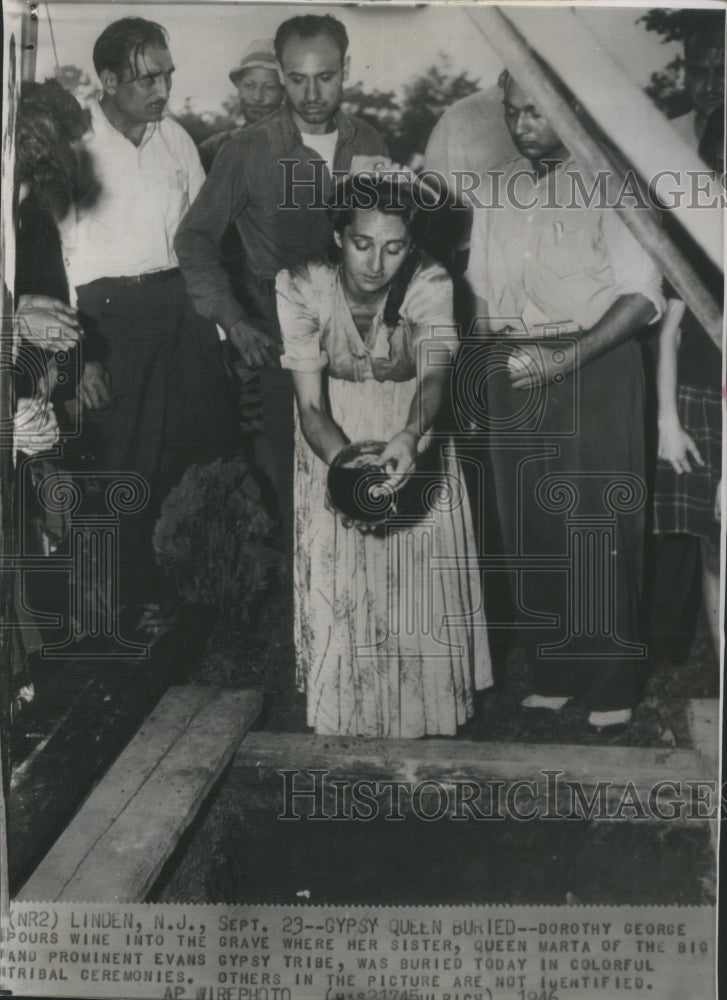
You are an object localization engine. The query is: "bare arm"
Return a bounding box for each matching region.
[291,370,347,466]
[376,350,451,491]
[509,293,656,390]
[655,299,704,474]
[656,299,685,426]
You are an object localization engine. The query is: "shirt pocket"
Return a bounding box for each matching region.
[538,216,590,279]
[163,169,190,220]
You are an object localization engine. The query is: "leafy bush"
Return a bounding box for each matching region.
[153,456,282,627]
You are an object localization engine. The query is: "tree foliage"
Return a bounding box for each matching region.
[174,98,237,146]
[342,84,400,150]
[639,8,724,116]
[344,56,480,165]
[395,58,480,165]
[639,8,721,43]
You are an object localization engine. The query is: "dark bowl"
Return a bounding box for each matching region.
[327,441,395,524]
[327,439,447,526]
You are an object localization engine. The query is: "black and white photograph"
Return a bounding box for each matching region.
[0,0,723,997]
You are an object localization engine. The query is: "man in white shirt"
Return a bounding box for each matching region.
[61,17,235,603]
[465,71,664,729]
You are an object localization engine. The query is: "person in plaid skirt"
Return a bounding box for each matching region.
[653,105,723,659]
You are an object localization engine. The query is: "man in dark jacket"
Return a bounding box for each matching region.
[175,14,388,556]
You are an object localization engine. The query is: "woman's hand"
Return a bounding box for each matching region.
[374,428,418,492]
[16,295,83,351]
[14,398,59,455]
[658,417,704,474]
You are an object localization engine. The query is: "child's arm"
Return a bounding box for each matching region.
[657,299,704,475]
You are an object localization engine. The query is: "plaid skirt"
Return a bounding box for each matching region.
[654,385,723,543]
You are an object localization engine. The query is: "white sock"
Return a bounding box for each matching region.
[520,694,570,710]
[588,708,632,728]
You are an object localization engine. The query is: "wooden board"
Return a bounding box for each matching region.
[235,731,704,814]
[685,698,720,855]
[18,685,262,903]
[6,603,216,893]
[686,698,719,779]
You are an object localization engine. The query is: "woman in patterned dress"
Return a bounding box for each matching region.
[275,175,491,737]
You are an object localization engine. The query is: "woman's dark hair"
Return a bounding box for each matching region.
[274,14,348,64]
[328,174,428,331]
[16,79,98,219]
[93,17,169,79]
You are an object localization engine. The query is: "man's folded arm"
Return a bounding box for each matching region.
[174,140,251,333]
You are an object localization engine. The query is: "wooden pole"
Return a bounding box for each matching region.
[20,4,38,84]
[0,13,23,932]
[509,5,724,269]
[465,6,724,350]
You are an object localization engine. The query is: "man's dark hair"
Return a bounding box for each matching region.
[93,17,169,80]
[274,14,349,65]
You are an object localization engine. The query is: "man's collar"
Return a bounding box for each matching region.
[276,102,353,151]
[92,94,159,146]
[508,151,576,177]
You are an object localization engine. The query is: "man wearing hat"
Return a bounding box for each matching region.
[199,39,283,171]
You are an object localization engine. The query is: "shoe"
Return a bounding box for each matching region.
[520,694,570,710]
[588,708,632,728]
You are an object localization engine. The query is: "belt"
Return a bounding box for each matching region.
[84,267,181,288]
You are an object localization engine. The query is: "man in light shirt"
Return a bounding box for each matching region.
[60,17,235,603]
[465,71,665,729]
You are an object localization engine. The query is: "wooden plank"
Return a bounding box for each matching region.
[7,604,216,892]
[686,698,719,780]
[686,698,720,855]
[235,732,703,803]
[19,686,262,903]
[16,685,218,901]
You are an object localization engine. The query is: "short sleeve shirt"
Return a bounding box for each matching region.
[276,257,456,383]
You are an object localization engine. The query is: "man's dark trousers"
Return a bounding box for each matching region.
[76,271,237,600]
[485,336,648,712]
